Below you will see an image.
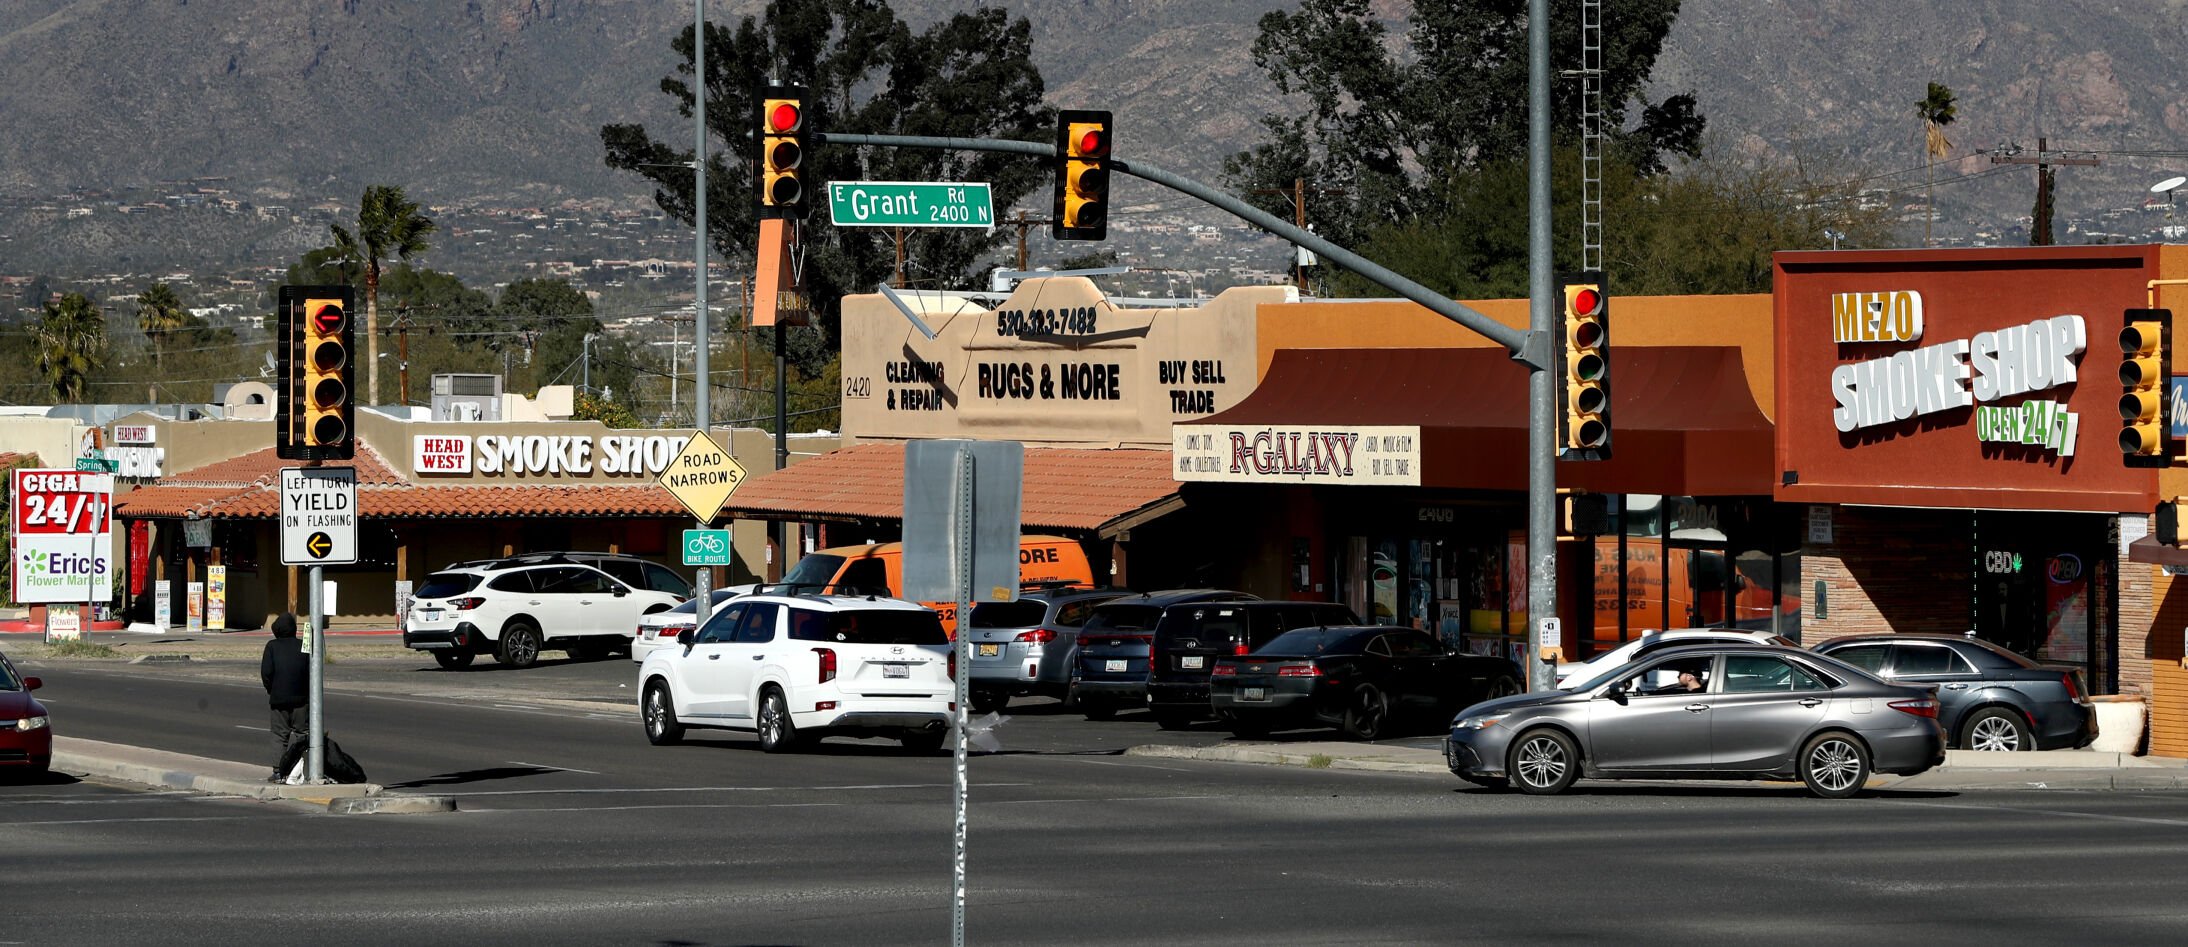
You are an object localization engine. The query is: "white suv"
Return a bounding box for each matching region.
[1553,628,1799,687]
[638,592,954,753]
[404,554,687,670]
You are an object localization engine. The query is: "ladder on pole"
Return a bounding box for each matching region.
[1579,0,1604,273]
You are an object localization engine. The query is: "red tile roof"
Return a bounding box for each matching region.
[720,443,1181,534]
[0,452,42,469]
[115,444,684,520]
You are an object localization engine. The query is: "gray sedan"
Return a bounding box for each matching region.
[1445,644,1945,798]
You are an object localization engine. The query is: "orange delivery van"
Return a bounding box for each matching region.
[778,535,1095,635]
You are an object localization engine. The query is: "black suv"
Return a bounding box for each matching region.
[1071,589,1256,720]
[1145,600,1359,730]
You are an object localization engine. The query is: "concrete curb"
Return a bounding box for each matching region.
[51,736,455,812]
[1126,743,1448,774]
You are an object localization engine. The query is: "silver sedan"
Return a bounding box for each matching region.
[1445,644,1944,798]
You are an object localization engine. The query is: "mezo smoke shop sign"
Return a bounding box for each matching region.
[1827,290,2085,456]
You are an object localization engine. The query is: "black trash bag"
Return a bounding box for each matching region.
[276,737,370,785]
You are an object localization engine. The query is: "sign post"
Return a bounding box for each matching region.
[902,439,1025,947]
[281,466,357,784]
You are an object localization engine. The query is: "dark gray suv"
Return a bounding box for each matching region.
[1812,635,2096,751]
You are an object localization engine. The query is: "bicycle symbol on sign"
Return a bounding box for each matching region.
[690,533,727,555]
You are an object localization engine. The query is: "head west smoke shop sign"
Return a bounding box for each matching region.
[1827,290,2085,457]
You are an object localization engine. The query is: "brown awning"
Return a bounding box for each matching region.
[2128,535,2188,567]
[1194,346,1775,496]
[720,443,1182,537]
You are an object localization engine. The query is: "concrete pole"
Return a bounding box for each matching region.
[1525,0,1559,691]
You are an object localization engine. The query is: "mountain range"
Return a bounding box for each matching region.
[4,0,2187,274]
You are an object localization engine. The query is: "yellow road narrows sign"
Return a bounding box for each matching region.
[657,431,747,523]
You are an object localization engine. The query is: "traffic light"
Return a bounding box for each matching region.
[2119,307,2171,466]
[1052,109,1111,241]
[2158,498,2184,546]
[757,84,808,216]
[1559,274,1610,460]
[276,285,355,461]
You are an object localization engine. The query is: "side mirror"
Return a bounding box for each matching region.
[23,676,41,691]
[1599,680,1629,703]
[676,629,696,647]
[613,585,630,597]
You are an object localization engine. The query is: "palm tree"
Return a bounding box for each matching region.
[330,185,436,405]
[34,292,108,404]
[1916,82,1958,247]
[135,282,187,375]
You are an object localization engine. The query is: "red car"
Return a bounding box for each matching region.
[0,651,52,777]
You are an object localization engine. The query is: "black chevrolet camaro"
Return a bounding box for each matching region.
[1210,626,1523,740]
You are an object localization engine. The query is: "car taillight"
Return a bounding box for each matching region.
[1889,698,1938,718]
[814,647,836,683]
[657,624,690,639]
[1014,629,1056,644]
[2062,672,2083,702]
[1276,663,1321,678]
[1211,664,1237,678]
[450,597,484,611]
[948,650,957,681]
[1233,643,1250,655]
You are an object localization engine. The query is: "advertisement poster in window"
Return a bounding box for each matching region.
[153,580,170,630]
[206,565,226,630]
[186,581,203,633]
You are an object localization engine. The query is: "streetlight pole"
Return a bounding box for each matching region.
[690,0,713,607]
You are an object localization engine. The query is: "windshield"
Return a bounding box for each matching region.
[416,573,482,599]
[0,658,19,690]
[782,554,847,587]
[787,608,946,645]
[1082,604,1163,633]
[969,600,1047,629]
[1257,627,1373,656]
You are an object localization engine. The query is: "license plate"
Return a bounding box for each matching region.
[1243,687,1267,701]
[1182,656,1203,669]
[884,664,909,679]
[1105,659,1127,673]
[421,610,442,621]
[977,643,1000,657]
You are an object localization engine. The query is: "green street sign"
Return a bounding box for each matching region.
[827,181,994,228]
[682,528,734,567]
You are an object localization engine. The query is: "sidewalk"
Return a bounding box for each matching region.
[51,736,456,814]
[1123,741,2188,791]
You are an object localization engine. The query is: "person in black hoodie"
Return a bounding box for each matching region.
[260,613,308,780]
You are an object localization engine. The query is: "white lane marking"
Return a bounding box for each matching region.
[468,802,849,813]
[235,725,262,730]
[3,815,261,827]
[1885,797,2188,829]
[1052,757,1191,773]
[506,760,603,775]
[435,781,1032,797]
[988,794,1226,805]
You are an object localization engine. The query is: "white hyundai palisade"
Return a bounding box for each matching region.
[637,591,955,753]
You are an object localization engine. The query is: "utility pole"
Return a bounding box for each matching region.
[1990,138,2099,246]
[1007,210,1055,272]
[1254,177,1345,294]
[395,313,411,407]
[893,228,908,288]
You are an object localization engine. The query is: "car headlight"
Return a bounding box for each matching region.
[13,715,50,732]
[1453,714,1506,731]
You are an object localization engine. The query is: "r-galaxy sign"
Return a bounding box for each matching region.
[1826,290,2088,435]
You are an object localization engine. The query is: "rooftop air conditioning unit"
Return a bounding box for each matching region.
[431,374,503,422]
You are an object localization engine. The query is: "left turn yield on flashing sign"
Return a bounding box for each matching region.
[281,466,358,565]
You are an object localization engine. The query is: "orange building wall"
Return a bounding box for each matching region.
[1253,294,1776,421]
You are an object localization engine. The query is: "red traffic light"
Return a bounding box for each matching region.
[768,101,801,134]
[309,303,345,335]
[1074,127,1107,157]
[1572,287,1602,317]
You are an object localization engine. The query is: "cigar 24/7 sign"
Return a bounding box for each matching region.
[9,469,114,604]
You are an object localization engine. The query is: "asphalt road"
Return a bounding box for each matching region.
[7,655,2188,945]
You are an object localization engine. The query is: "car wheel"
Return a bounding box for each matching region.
[1341,684,1390,740]
[432,650,474,670]
[970,688,1010,714]
[1798,732,1871,799]
[757,688,805,753]
[1962,708,2033,752]
[1485,675,1523,700]
[899,730,947,754]
[1154,710,1193,731]
[643,681,684,746]
[494,622,541,669]
[1508,728,1580,795]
